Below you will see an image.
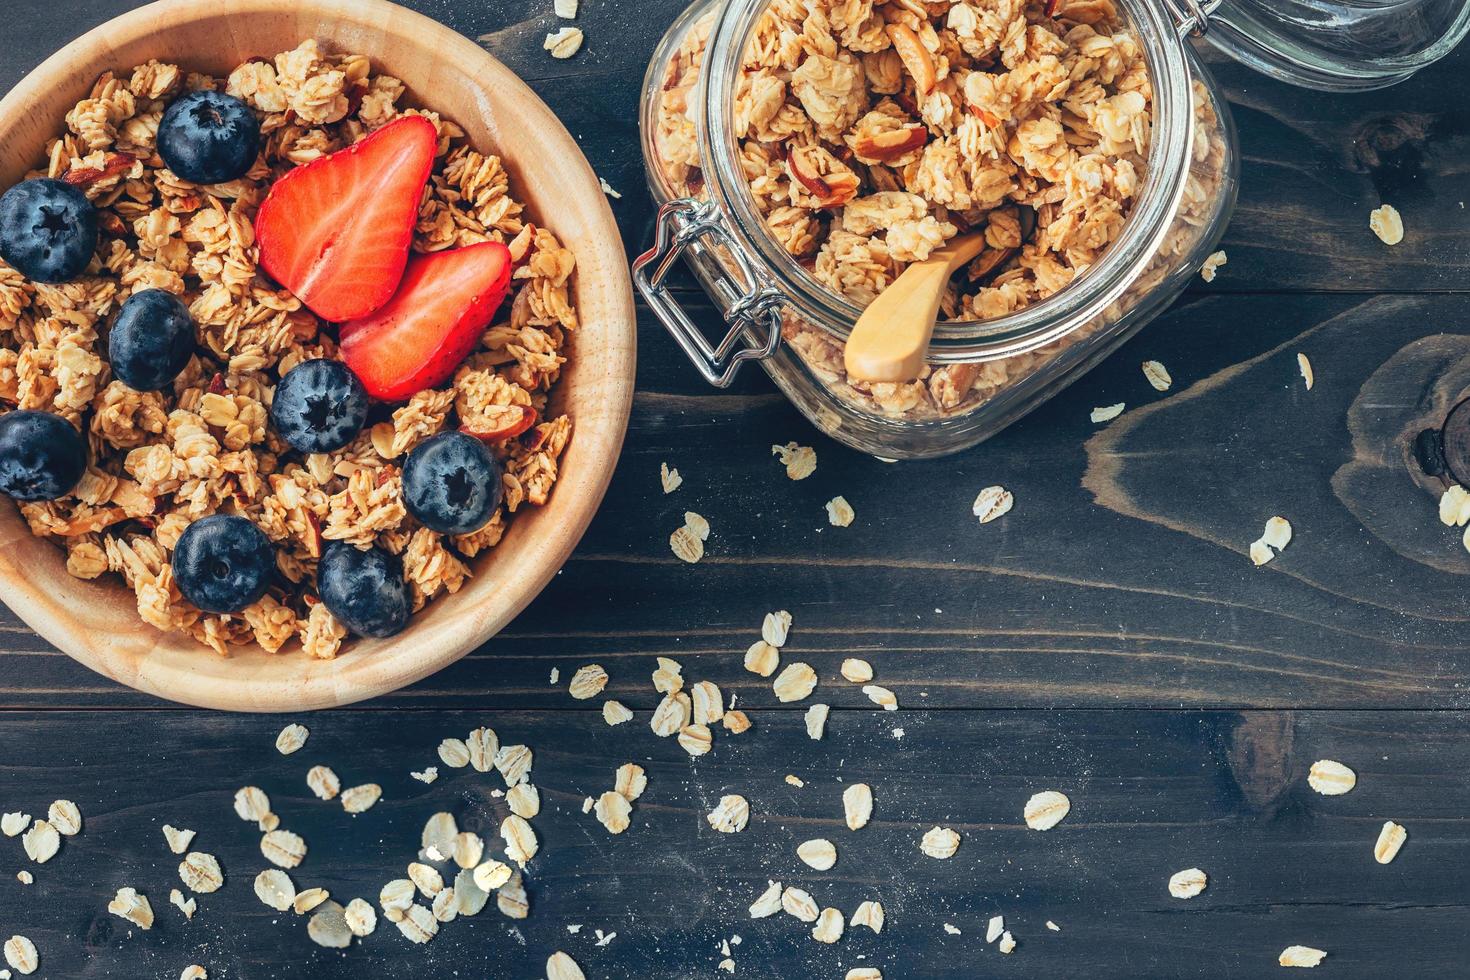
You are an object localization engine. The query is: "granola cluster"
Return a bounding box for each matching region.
[650,0,1219,422]
[2,41,575,656]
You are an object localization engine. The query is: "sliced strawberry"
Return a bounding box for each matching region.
[339,241,513,401]
[256,115,437,322]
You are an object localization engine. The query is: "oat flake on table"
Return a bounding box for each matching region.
[781,886,819,923]
[920,826,960,859]
[1250,516,1292,566]
[1024,790,1071,830]
[773,662,818,702]
[341,784,382,814]
[108,887,154,929]
[544,26,585,58]
[772,442,817,480]
[812,907,844,944]
[1369,204,1404,245]
[862,684,899,710]
[706,794,749,834]
[1297,352,1315,390]
[1200,249,1228,282]
[843,783,873,830]
[1142,360,1172,392]
[1307,759,1356,795]
[659,462,682,494]
[1168,868,1208,899]
[749,881,783,918]
[1279,945,1327,968]
[840,658,873,683]
[568,663,608,700]
[1091,402,1126,424]
[547,951,587,980]
[1374,821,1407,864]
[275,723,309,755]
[851,900,883,933]
[602,700,633,725]
[797,838,837,871]
[972,486,1013,524]
[4,935,37,975]
[825,496,855,527]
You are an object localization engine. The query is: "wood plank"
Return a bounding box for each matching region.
[0,708,1459,978]
[6,293,1470,710]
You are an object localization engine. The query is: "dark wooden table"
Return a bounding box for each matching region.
[6,2,1470,978]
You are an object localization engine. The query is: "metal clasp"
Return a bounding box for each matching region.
[632,198,784,388]
[1163,0,1219,38]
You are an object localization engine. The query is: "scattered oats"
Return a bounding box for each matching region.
[181,967,206,980]
[258,812,280,833]
[669,524,704,563]
[999,931,1017,954]
[307,766,341,801]
[1169,868,1208,899]
[986,915,1004,943]
[432,888,459,924]
[1374,821,1407,864]
[172,889,196,920]
[547,951,586,980]
[678,723,713,757]
[1307,759,1357,795]
[396,903,439,944]
[743,640,780,677]
[840,658,874,683]
[506,784,541,820]
[723,710,752,734]
[772,442,817,480]
[21,821,58,864]
[437,738,471,768]
[308,901,352,949]
[1297,352,1314,390]
[615,763,648,801]
[650,692,692,736]
[594,791,632,835]
[554,0,579,18]
[972,485,1013,523]
[660,462,682,494]
[179,852,224,893]
[690,680,724,725]
[892,727,905,740]
[685,510,710,539]
[4,936,37,975]
[1252,516,1292,565]
[108,887,154,929]
[920,826,960,859]
[261,830,307,869]
[0,813,28,837]
[1249,539,1274,566]
[549,667,560,684]
[162,824,195,854]
[467,727,500,772]
[422,813,459,857]
[773,662,818,702]
[1046,920,1060,931]
[595,929,616,946]
[293,887,330,915]
[543,26,584,58]
[843,783,873,831]
[1442,485,1470,527]
[473,859,513,892]
[652,656,685,694]
[13,872,29,886]
[341,784,382,814]
[717,959,735,974]
[46,801,80,837]
[1024,791,1071,831]
[781,886,819,922]
[707,794,749,834]
[943,923,961,935]
[497,872,530,919]
[762,610,793,647]
[603,700,634,725]
[501,815,539,866]
[863,684,899,710]
[581,796,595,814]
[379,879,416,920]
[825,496,855,527]
[797,838,837,871]
[453,869,489,917]
[1369,204,1403,245]
[275,723,309,755]
[1091,402,1125,424]
[812,907,844,944]
[344,898,378,937]
[569,664,609,700]
[750,881,783,918]
[408,862,444,899]
[1200,249,1228,282]
[805,704,830,740]
[233,786,271,823]
[254,869,295,911]
[851,900,884,933]
[847,971,882,980]
[494,745,534,787]
[1279,945,1327,968]
[1142,360,1173,392]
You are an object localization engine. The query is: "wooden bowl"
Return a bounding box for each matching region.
[0,0,636,710]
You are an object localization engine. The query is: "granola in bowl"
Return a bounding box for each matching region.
[0,40,576,657]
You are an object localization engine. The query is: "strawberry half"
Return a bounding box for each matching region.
[339,241,513,401]
[256,115,437,322]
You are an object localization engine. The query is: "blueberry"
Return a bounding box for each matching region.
[270,359,369,454]
[158,90,261,185]
[317,542,410,638]
[402,431,503,535]
[0,410,86,501]
[0,178,98,284]
[108,289,195,392]
[171,514,274,614]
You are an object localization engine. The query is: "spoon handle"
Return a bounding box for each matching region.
[842,233,987,384]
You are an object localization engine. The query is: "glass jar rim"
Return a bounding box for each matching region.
[697,0,1197,362]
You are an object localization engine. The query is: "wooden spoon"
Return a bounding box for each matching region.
[843,232,986,384]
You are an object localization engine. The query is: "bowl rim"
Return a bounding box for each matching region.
[0,0,637,711]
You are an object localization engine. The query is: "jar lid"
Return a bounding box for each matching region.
[1197,0,1470,91]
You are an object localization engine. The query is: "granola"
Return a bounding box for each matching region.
[1,41,575,655]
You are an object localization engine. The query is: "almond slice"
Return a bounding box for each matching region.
[886,23,936,96]
[853,125,928,163]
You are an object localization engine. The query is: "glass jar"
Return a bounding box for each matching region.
[635,0,1469,459]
